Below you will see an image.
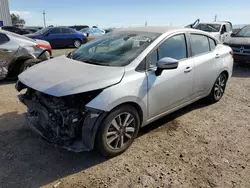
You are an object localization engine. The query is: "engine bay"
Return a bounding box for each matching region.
[16,81,104,150]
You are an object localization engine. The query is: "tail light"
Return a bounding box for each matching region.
[35,44,52,51]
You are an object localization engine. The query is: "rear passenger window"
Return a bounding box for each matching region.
[0,33,9,45]
[190,34,210,56]
[158,34,187,60]
[50,28,61,34]
[209,38,216,51]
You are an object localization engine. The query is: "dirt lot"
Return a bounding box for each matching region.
[0,50,250,188]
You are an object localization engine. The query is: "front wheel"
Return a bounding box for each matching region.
[73,39,81,48]
[206,72,228,103]
[95,105,140,157]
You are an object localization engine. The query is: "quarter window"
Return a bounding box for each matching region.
[0,33,9,45]
[190,34,210,56]
[149,49,158,67]
[208,38,216,51]
[158,34,187,60]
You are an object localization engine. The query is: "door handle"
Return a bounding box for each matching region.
[215,54,220,58]
[0,49,12,53]
[184,66,193,73]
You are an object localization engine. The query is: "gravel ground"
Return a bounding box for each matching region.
[0,50,249,187]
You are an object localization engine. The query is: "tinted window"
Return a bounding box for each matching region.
[0,33,9,45]
[209,38,216,51]
[61,28,72,34]
[190,34,210,56]
[50,28,61,34]
[158,34,187,60]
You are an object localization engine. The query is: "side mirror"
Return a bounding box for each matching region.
[155,57,179,76]
[157,57,179,70]
[44,32,50,36]
[220,29,225,35]
[86,33,89,37]
[231,33,236,37]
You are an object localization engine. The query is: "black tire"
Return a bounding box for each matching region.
[205,72,228,103]
[20,59,42,73]
[95,105,140,157]
[73,39,82,48]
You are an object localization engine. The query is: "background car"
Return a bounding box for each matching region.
[16,27,233,157]
[186,19,233,43]
[24,26,43,34]
[69,25,89,31]
[26,26,87,48]
[0,30,52,80]
[0,26,30,35]
[224,25,250,63]
[79,27,105,41]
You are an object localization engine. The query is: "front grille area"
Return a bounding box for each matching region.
[229,44,250,56]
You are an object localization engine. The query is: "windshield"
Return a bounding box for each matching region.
[71,31,160,67]
[79,28,90,33]
[35,27,51,35]
[195,23,221,32]
[236,26,250,37]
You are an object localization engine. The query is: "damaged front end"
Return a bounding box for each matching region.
[16,81,106,152]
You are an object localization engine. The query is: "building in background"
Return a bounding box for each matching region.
[0,0,12,26]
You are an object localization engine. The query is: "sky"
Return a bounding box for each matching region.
[9,0,250,28]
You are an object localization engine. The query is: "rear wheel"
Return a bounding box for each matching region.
[20,59,42,73]
[95,105,140,157]
[206,72,228,103]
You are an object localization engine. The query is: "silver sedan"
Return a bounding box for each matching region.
[16,26,234,157]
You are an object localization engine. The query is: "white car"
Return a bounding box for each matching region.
[186,19,233,43]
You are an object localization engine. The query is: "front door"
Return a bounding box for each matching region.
[147,34,194,120]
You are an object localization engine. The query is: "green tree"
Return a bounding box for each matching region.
[11,14,25,26]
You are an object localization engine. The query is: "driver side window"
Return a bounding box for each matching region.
[148,34,187,67]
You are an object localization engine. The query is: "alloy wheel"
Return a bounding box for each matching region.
[105,112,136,150]
[214,74,227,100]
[74,40,81,48]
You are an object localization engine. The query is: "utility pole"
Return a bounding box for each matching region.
[214,14,217,22]
[43,10,46,27]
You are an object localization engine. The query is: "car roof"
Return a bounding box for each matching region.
[200,21,231,25]
[113,26,185,34]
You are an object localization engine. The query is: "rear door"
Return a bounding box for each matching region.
[61,28,75,46]
[190,33,220,97]
[0,33,17,78]
[44,28,63,48]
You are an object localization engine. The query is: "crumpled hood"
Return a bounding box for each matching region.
[226,37,250,45]
[18,56,125,97]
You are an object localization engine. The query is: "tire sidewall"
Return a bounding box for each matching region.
[74,39,81,48]
[209,73,228,103]
[96,105,140,157]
